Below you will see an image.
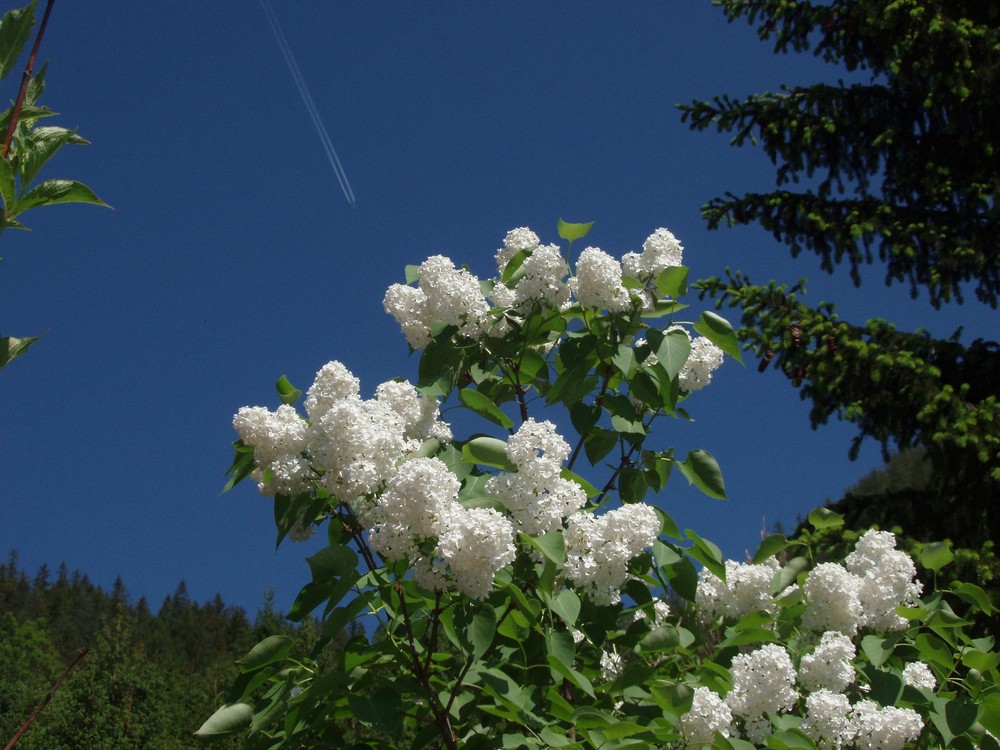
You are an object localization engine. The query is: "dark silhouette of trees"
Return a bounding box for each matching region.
[686,0,1000,549]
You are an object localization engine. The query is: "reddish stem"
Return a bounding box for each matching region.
[2,0,56,159]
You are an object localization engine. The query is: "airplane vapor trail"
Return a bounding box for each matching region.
[257,0,357,208]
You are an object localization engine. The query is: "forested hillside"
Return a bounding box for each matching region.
[0,551,336,749]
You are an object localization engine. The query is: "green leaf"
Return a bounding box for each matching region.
[460,387,514,428]
[417,326,463,396]
[194,703,254,737]
[685,529,726,581]
[521,531,566,565]
[639,625,687,652]
[693,310,743,363]
[860,634,896,668]
[656,265,689,298]
[770,556,808,595]
[275,374,302,405]
[649,683,694,717]
[649,328,691,380]
[0,156,14,209]
[549,588,581,627]
[235,635,293,671]
[864,667,903,707]
[640,299,688,319]
[584,428,618,466]
[930,697,979,745]
[306,545,357,584]
[23,61,44,106]
[675,450,727,499]
[12,179,110,220]
[654,540,682,569]
[404,263,421,283]
[0,1,35,81]
[619,466,648,503]
[807,506,844,530]
[656,510,682,540]
[717,626,780,650]
[763,730,814,749]
[18,126,90,187]
[468,607,497,660]
[712,738,757,750]
[611,345,638,381]
[663,550,699,601]
[950,582,999,615]
[462,436,514,470]
[558,217,594,243]
[918,540,954,572]
[0,331,42,369]
[752,533,790,563]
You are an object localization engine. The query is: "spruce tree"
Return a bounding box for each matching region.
[684,0,1000,549]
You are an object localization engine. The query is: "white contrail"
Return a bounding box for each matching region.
[257,0,357,208]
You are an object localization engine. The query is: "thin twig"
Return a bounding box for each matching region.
[4,643,88,750]
[2,0,56,159]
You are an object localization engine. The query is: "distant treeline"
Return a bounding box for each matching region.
[0,550,333,749]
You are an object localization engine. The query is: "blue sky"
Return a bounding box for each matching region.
[1,1,990,615]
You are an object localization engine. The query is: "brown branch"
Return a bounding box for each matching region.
[4,643,88,750]
[2,0,55,159]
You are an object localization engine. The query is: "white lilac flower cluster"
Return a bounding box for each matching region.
[638,327,726,395]
[568,247,630,312]
[562,503,660,606]
[726,644,799,743]
[236,366,659,604]
[681,642,924,749]
[681,686,734,744]
[685,531,928,748]
[368,457,516,600]
[695,557,780,621]
[622,227,683,279]
[804,530,923,634]
[802,697,923,750]
[599,649,624,682]
[485,419,587,535]
[234,360,452,525]
[383,255,490,349]
[384,225,705,349]
[798,631,857,693]
[696,530,922,635]
[483,419,659,603]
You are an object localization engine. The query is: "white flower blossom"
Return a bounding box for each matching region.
[571,247,630,312]
[495,227,540,272]
[848,700,923,750]
[600,649,623,682]
[847,530,922,631]
[902,661,936,691]
[371,457,515,600]
[435,506,517,600]
[681,686,734,744]
[726,644,797,743]
[374,379,453,443]
[621,227,683,279]
[486,419,585,535]
[679,337,725,392]
[563,504,659,605]
[304,360,360,421]
[696,558,780,621]
[509,243,571,311]
[802,563,863,634]
[383,255,489,349]
[799,631,857,693]
[233,404,314,496]
[801,689,853,750]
